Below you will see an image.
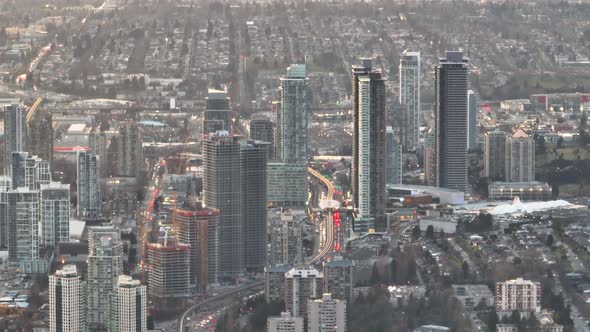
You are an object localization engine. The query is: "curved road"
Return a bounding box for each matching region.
[177,167,336,331]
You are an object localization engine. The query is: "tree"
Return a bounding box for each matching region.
[462,261,470,279]
[509,310,521,324]
[546,234,554,247]
[370,262,381,285]
[411,225,421,239]
[390,259,397,284]
[426,225,435,239]
[552,182,560,199]
[485,310,499,331]
[535,134,547,155]
[147,315,155,329]
[248,297,284,330]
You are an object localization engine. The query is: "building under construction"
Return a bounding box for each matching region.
[174,203,219,292]
[145,242,190,300]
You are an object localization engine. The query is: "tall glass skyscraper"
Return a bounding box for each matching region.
[399,51,421,152]
[269,64,309,208]
[241,140,268,273]
[468,90,479,151]
[434,51,469,193]
[3,103,27,174]
[352,59,387,233]
[386,127,403,185]
[203,131,243,278]
[277,64,309,163]
[77,151,100,217]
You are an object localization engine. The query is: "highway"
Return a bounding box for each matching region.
[177,167,336,331]
[25,97,43,124]
[306,167,335,265]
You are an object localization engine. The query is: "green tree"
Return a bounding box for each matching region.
[390,259,397,284]
[509,310,521,324]
[485,310,499,331]
[426,225,435,238]
[546,234,554,247]
[535,134,547,155]
[370,262,381,285]
[462,261,470,279]
[411,225,421,239]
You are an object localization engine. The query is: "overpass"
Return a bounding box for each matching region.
[26,97,43,124]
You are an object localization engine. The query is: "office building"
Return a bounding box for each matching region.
[399,51,421,151]
[269,209,304,266]
[241,140,268,273]
[307,293,347,332]
[249,114,275,159]
[351,59,387,233]
[484,130,509,182]
[175,205,220,289]
[4,103,26,173]
[40,182,70,247]
[203,89,232,134]
[146,242,190,299]
[424,128,436,186]
[323,257,354,301]
[434,51,469,192]
[117,122,143,178]
[509,129,535,182]
[10,152,51,190]
[203,131,243,277]
[109,275,147,332]
[277,64,309,164]
[386,126,403,185]
[495,278,541,314]
[266,312,304,332]
[49,265,86,332]
[285,266,323,317]
[77,151,100,217]
[265,264,293,303]
[87,237,124,330]
[267,162,307,207]
[468,90,478,151]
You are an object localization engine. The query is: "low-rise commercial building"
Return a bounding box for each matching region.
[488,181,552,201]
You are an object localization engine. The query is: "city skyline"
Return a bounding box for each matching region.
[1,1,589,331]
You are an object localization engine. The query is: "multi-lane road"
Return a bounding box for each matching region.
[177,167,336,331]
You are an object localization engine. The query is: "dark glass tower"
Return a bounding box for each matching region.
[434,51,469,193]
